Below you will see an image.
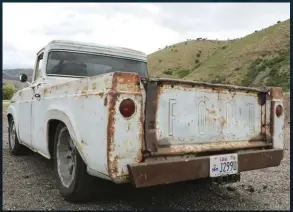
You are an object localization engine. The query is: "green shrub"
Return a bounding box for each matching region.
[3,83,15,100]
[241,59,266,86]
[164,68,191,78]
[254,58,262,65]
[174,69,191,78]
[196,53,201,57]
[194,63,201,69]
[195,59,199,64]
[241,53,289,90]
[266,69,290,91]
[163,69,173,75]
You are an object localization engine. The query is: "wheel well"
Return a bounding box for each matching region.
[48,119,64,159]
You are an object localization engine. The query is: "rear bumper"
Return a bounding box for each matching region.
[127,149,283,188]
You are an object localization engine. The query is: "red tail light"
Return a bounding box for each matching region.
[276,105,283,117]
[119,99,136,118]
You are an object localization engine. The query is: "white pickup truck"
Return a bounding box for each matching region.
[7,40,285,202]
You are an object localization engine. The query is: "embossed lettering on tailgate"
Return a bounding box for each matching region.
[144,79,270,154]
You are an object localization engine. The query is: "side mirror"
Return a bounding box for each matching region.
[19,74,31,86]
[19,74,28,83]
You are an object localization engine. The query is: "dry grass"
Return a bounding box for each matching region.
[147,40,228,78]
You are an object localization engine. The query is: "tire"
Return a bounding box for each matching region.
[53,122,96,202]
[8,117,30,155]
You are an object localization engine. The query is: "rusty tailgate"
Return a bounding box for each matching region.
[143,78,273,155]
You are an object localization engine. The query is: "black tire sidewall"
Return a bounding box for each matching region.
[8,118,21,153]
[8,119,14,151]
[53,123,91,200]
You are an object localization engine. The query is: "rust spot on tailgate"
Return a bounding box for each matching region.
[206,108,216,115]
[220,117,226,128]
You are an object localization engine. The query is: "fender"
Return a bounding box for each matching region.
[45,106,87,164]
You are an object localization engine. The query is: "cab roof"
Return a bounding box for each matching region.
[39,40,147,62]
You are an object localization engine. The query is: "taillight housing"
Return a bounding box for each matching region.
[275,105,283,117]
[119,99,136,118]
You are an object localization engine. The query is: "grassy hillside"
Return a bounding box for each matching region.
[147,19,290,91]
[147,39,229,78]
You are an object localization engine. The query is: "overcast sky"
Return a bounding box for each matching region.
[3,3,290,69]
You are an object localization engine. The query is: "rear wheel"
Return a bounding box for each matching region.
[53,123,96,202]
[8,117,30,155]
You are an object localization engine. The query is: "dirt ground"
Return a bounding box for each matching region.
[2,94,290,210]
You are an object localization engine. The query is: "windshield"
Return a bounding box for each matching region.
[46,51,148,78]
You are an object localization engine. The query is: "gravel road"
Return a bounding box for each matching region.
[3,110,290,210]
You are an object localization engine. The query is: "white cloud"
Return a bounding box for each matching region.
[3,3,290,69]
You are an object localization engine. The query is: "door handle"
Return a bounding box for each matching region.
[35,94,41,98]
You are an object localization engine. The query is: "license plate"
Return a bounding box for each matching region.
[210,154,238,177]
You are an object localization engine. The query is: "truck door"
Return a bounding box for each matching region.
[30,52,47,153]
